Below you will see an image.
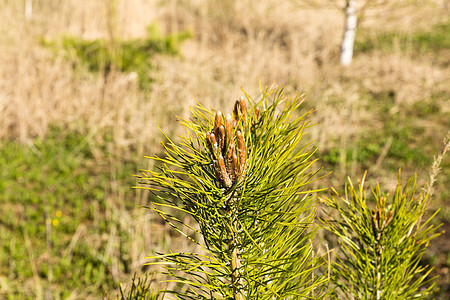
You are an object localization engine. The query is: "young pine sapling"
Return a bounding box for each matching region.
[136,87,329,299]
[320,172,443,299]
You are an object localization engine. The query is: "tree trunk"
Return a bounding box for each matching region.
[340,0,357,65]
[25,0,33,20]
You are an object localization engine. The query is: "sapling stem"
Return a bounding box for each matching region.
[229,207,244,300]
[375,240,382,300]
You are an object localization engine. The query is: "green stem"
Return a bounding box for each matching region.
[230,246,243,300]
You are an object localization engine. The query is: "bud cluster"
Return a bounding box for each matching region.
[371,197,394,237]
[206,96,248,189]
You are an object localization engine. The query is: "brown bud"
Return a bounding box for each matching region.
[217,155,232,188]
[233,101,240,127]
[206,132,214,154]
[225,113,235,178]
[236,130,246,179]
[225,113,234,146]
[233,154,238,173]
[225,141,236,183]
[372,209,379,231]
[239,96,247,111]
[219,125,226,153]
[385,211,393,226]
[210,132,218,154]
[226,154,236,183]
[214,159,221,185]
[239,96,248,128]
[214,111,222,137]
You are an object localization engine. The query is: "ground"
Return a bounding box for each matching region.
[0,0,448,298]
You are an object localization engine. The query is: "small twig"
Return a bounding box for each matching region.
[416,132,450,229]
[374,136,393,170]
[63,224,87,261]
[424,132,450,200]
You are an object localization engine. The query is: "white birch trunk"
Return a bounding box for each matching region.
[340,0,357,65]
[25,0,32,20]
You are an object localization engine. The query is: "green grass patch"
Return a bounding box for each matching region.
[43,23,191,89]
[321,91,447,174]
[355,20,450,64]
[357,122,431,170]
[0,127,142,298]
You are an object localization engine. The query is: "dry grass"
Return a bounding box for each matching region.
[1,0,448,145]
[0,0,449,298]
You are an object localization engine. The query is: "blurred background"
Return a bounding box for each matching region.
[0,0,448,298]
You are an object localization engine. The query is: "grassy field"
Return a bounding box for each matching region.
[0,0,449,298]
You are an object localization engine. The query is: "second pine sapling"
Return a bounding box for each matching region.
[320,172,443,299]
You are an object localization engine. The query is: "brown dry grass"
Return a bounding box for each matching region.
[0,0,449,298]
[1,0,448,146]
